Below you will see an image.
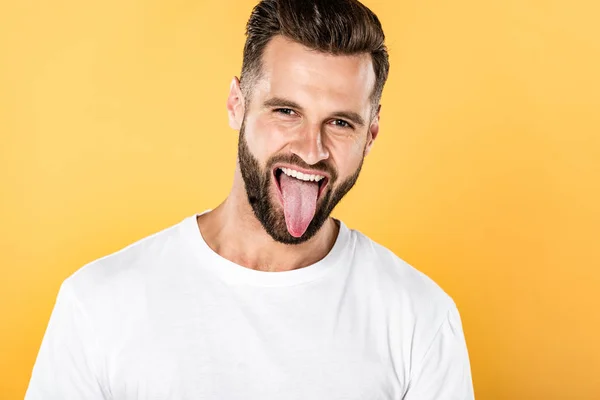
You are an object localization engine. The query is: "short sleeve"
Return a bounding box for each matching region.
[403,305,475,400]
[25,279,109,399]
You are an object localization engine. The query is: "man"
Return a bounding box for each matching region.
[26,0,474,398]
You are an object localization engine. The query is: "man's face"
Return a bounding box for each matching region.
[231,36,379,244]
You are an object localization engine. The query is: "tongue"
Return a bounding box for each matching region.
[279,173,319,237]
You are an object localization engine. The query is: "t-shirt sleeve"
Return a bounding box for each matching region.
[25,280,108,399]
[403,305,475,400]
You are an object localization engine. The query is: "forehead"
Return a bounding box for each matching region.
[253,35,376,110]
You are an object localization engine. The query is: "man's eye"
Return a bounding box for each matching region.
[332,119,351,128]
[275,108,296,116]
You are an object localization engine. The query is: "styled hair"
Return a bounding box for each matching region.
[240,0,389,107]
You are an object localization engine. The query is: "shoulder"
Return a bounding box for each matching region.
[347,227,456,324]
[347,227,466,381]
[61,217,188,314]
[350,228,454,303]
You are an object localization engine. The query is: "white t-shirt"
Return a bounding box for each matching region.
[26,213,474,399]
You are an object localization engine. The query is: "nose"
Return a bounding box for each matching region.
[290,123,330,165]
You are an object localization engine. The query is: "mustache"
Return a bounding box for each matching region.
[266,153,338,182]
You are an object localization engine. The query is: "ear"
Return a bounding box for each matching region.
[364,104,381,156]
[226,77,245,130]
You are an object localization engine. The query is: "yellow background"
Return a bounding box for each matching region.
[1,0,599,398]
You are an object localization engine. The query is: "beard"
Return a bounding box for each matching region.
[238,120,365,245]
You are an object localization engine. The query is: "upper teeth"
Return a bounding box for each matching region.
[280,167,325,182]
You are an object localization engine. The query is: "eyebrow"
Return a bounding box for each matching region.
[263,97,366,127]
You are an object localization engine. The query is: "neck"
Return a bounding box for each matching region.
[196,168,339,272]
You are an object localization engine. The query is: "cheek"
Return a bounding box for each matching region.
[244,117,290,162]
[326,134,367,177]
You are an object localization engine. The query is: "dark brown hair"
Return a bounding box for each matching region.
[240,0,389,107]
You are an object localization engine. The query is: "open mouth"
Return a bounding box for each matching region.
[271,165,330,237]
[273,166,329,202]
